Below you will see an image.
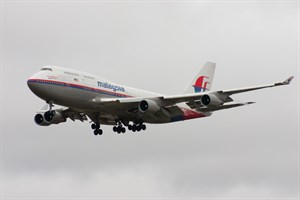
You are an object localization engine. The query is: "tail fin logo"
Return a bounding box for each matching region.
[193,76,209,93]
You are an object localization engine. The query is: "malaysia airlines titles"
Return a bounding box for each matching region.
[97,81,125,92]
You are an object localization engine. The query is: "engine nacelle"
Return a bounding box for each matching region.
[34,113,50,126]
[44,110,67,124]
[139,99,161,113]
[201,94,223,107]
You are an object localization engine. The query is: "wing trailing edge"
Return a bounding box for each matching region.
[199,102,255,112]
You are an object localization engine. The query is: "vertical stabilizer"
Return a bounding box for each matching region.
[184,62,216,94]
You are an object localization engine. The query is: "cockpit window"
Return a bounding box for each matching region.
[41,67,52,71]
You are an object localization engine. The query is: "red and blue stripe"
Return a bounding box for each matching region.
[27,79,132,98]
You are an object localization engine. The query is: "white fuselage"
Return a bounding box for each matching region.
[27,66,161,110]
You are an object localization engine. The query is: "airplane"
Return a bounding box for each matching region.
[27,62,294,136]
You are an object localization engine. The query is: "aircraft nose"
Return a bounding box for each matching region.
[27,73,36,87]
[27,75,47,100]
[27,78,33,89]
[27,77,36,92]
[27,72,41,93]
[27,69,52,101]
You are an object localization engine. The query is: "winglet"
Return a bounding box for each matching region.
[283,76,294,85]
[275,76,294,86]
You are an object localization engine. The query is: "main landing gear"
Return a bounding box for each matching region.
[113,120,147,134]
[90,120,147,136]
[91,123,103,135]
[128,123,146,132]
[112,121,126,134]
[129,119,147,132]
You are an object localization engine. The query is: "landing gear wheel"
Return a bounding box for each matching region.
[121,127,126,133]
[136,125,141,132]
[132,125,136,132]
[117,128,121,134]
[94,129,98,135]
[141,124,146,130]
[128,125,132,130]
[94,129,103,135]
[91,124,97,129]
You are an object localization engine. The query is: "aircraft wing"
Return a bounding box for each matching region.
[90,96,161,110]
[61,108,89,122]
[163,76,294,104]
[198,102,255,112]
[89,76,294,115]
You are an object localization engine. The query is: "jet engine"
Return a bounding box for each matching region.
[139,99,161,113]
[34,113,50,126]
[201,94,223,107]
[44,110,67,124]
[34,110,66,126]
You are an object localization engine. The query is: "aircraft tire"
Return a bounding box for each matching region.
[141,124,146,130]
[121,127,126,133]
[94,129,98,135]
[94,129,103,135]
[117,126,122,134]
[132,125,137,132]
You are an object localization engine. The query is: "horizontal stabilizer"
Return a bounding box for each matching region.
[199,102,255,112]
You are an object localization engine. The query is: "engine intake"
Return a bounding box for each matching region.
[139,100,161,113]
[34,113,50,126]
[201,94,223,107]
[43,110,67,124]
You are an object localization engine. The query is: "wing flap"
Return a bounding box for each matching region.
[61,108,88,122]
[199,102,255,112]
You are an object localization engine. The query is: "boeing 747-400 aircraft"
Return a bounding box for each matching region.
[27,62,294,135]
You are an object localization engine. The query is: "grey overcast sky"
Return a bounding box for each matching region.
[1,1,299,199]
